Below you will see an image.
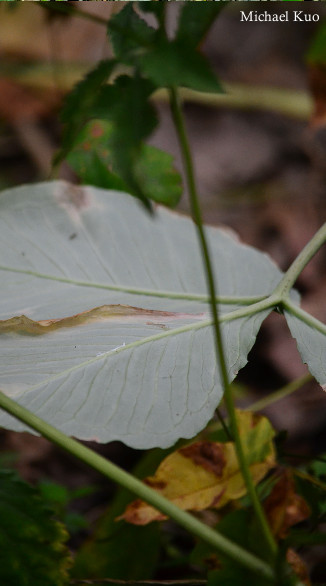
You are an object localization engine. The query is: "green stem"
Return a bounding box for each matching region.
[154,84,311,121]
[247,373,312,414]
[0,390,274,582]
[169,88,232,443]
[207,373,312,436]
[273,222,326,299]
[169,87,277,560]
[283,299,326,336]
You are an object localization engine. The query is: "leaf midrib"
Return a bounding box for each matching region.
[0,265,267,305]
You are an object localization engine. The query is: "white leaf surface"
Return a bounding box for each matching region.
[0,182,284,448]
[285,309,326,391]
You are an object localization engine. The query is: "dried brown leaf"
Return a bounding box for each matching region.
[264,469,310,540]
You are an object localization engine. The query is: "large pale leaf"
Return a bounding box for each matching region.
[0,181,285,448]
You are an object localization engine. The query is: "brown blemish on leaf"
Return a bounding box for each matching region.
[264,469,310,539]
[144,479,167,490]
[116,499,167,526]
[180,442,226,477]
[146,321,169,330]
[249,412,260,428]
[57,183,90,209]
[54,183,91,225]
[209,490,225,508]
[203,555,221,571]
[90,121,105,138]
[0,305,203,335]
[82,141,91,151]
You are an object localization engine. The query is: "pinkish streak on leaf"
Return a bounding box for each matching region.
[0,305,207,335]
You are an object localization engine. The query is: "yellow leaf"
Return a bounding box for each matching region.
[120,411,276,525]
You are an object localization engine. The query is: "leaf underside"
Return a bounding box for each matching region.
[0,182,322,449]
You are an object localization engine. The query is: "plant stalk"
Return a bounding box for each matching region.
[247,373,312,414]
[273,222,326,299]
[154,84,311,121]
[283,300,326,335]
[169,87,277,560]
[0,390,274,582]
[207,373,312,436]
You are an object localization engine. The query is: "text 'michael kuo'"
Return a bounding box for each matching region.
[240,10,320,23]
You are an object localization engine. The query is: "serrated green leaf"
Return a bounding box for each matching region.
[108,3,156,65]
[93,75,157,144]
[90,75,158,207]
[134,143,182,207]
[139,3,166,19]
[56,59,116,163]
[0,181,287,449]
[176,2,224,48]
[67,122,129,193]
[139,40,222,94]
[107,3,222,96]
[67,120,182,208]
[0,469,71,586]
[71,150,128,193]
